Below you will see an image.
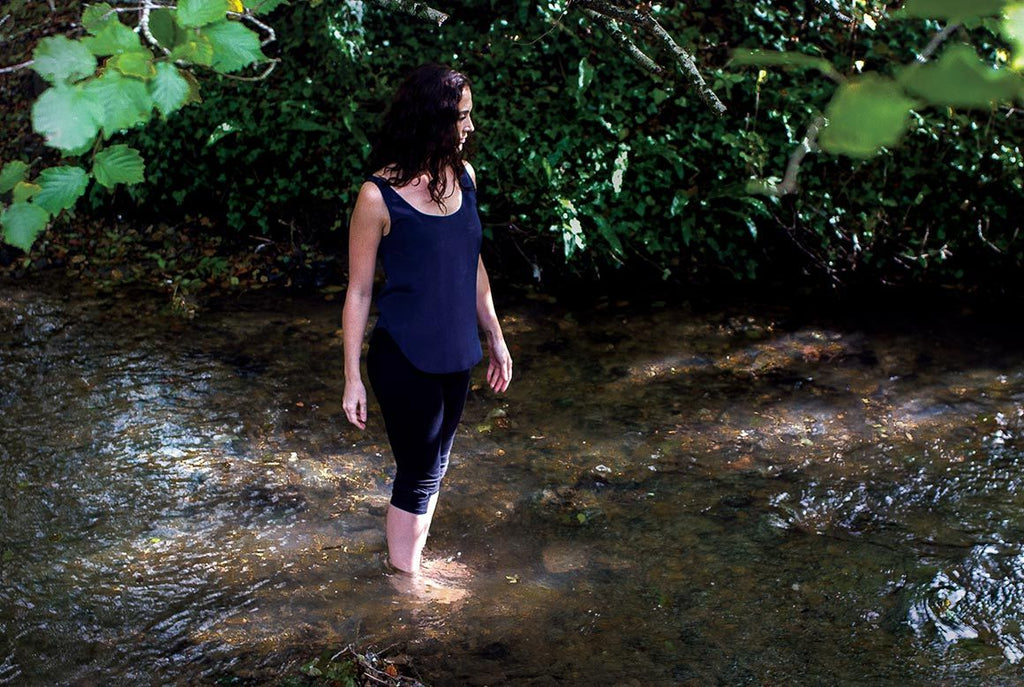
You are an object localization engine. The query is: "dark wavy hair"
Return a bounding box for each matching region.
[368,64,470,208]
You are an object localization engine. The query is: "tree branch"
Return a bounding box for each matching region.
[367,0,449,27]
[580,8,663,77]
[237,12,277,48]
[814,0,852,23]
[779,115,824,196]
[573,0,726,115]
[139,4,171,56]
[0,59,34,75]
[916,23,959,63]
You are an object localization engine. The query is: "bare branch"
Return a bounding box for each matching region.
[977,218,1003,253]
[814,0,852,23]
[748,114,824,197]
[916,23,959,63]
[139,4,171,56]
[236,12,277,48]
[0,59,34,75]
[642,10,726,115]
[367,0,449,27]
[221,58,280,81]
[780,115,824,196]
[580,9,663,77]
[574,0,726,115]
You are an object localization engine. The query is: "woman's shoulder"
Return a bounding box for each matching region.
[355,178,387,212]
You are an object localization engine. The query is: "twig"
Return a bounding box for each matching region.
[139,4,171,56]
[235,11,277,47]
[977,218,1003,253]
[772,114,825,196]
[581,8,662,77]
[504,222,543,282]
[522,4,570,46]
[0,59,34,74]
[367,0,449,26]
[916,23,959,63]
[220,58,279,81]
[814,0,853,23]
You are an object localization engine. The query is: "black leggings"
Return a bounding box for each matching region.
[366,328,472,515]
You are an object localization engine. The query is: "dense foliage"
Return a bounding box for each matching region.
[2,0,1023,293]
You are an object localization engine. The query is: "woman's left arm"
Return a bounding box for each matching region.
[477,256,512,393]
[466,161,512,393]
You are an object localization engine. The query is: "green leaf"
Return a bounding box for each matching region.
[1,202,51,251]
[32,36,98,84]
[577,58,595,94]
[177,0,230,28]
[150,63,193,116]
[33,166,90,213]
[170,33,216,67]
[0,161,29,193]
[109,50,157,80]
[204,20,265,72]
[82,70,153,136]
[250,0,288,15]
[819,73,918,158]
[1004,5,1024,70]
[12,182,41,204]
[900,44,1024,107]
[82,3,117,33]
[92,144,145,188]
[31,84,103,153]
[731,49,841,81]
[82,18,141,56]
[595,216,624,256]
[896,0,1012,19]
[149,8,188,50]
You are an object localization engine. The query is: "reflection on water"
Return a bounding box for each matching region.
[2,278,1024,684]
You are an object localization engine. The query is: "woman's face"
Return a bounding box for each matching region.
[456,86,474,151]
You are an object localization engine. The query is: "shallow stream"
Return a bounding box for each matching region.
[2,277,1024,684]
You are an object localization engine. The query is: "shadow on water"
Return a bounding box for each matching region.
[2,276,1024,685]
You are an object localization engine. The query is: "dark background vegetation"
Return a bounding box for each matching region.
[1,0,1021,302]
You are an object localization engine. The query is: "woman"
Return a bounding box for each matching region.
[342,64,513,576]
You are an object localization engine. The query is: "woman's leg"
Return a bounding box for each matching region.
[385,492,439,573]
[389,373,469,572]
[367,329,471,573]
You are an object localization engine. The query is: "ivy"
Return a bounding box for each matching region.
[2,0,1023,293]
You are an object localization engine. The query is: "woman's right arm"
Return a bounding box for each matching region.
[342,182,387,430]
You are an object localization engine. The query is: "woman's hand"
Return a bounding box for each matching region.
[486,337,512,393]
[343,378,368,429]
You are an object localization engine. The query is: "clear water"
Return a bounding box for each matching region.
[2,277,1023,685]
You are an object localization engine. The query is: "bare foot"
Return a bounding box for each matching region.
[386,555,473,604]
[387,569,469,604]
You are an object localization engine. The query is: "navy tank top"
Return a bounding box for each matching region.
[368,168,483,374]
